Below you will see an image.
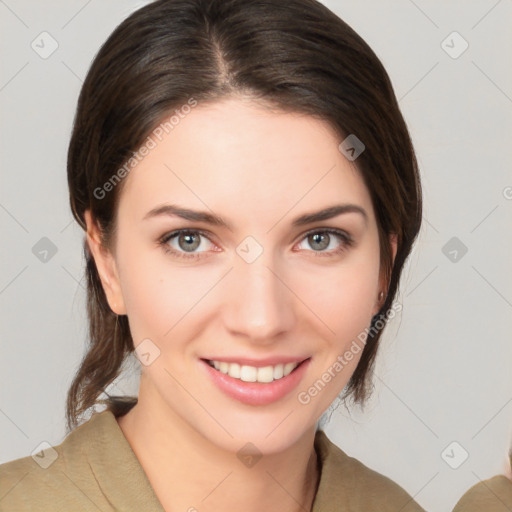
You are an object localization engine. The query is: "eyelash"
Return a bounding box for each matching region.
[158,228,354,260]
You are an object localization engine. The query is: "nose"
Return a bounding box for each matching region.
[222,252,296,345]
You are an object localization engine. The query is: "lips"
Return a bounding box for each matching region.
[200,357,311,406]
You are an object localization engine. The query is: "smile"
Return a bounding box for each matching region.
[207,360,300,383]
[201,357,311,406]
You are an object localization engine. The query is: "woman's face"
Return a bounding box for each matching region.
[88,97,392,453]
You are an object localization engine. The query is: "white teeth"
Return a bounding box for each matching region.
[284,362,297,375]
[227,362,240,379]
[273,364,284,380]
[209,360,300,383]
[240,365,257,382]
[257,366,274,383]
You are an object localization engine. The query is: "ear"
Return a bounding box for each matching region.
[84,209,127,315]
[373,233,398,315]
[389,233,398,266]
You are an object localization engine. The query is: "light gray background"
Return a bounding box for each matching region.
[1,1,511,511]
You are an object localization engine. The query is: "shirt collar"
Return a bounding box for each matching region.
[83,409,339,511]
[81,409,166,511]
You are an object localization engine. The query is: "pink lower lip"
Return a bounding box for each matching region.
[200,358,311,406]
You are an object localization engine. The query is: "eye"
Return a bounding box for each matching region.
[295,228,353,256]
[159,230,217,260]
[158,227,354,261]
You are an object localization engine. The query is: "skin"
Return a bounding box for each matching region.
[85,97,397,512]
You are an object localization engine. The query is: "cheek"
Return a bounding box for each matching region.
[115,241,171,341]
[292,249,380,345]
[117,227,381,350]
[117,243,214,343]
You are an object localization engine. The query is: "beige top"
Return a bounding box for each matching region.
[0,409,424,511]
[452,473,512,511]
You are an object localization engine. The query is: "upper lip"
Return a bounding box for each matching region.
[202,356,310,367]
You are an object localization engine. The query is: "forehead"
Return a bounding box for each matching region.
[117,98,374,227]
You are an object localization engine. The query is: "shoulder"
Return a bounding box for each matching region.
[313,430,425,511]
[0,411,114,511]
[452,475,512,512]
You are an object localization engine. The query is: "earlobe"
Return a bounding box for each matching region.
[372,291,385,318]
[389,233,398,264]
[84,210,127,315]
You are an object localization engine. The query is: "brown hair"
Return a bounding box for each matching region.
[66,0,422,432]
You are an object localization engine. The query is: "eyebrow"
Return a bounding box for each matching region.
[142,203,368,230]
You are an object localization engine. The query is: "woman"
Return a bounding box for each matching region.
[0,0,424,510]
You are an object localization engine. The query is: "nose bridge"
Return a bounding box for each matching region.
[224,243,295,342]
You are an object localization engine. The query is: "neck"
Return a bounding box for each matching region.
[116,380,320,512]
